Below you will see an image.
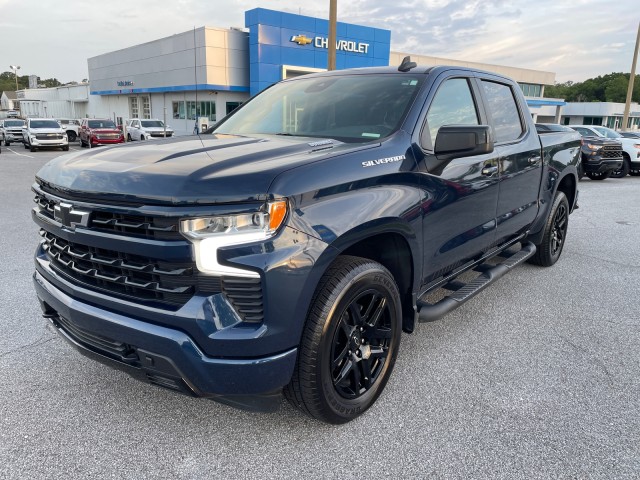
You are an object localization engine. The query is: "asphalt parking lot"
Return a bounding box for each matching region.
[1,146,638,479]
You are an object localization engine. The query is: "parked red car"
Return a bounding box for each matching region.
[79,118,124,148]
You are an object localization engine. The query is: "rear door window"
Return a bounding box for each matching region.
[481,80,523,143]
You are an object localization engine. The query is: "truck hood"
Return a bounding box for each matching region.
[36,134,376,205]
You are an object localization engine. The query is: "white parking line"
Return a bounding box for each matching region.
[6,148,34,158]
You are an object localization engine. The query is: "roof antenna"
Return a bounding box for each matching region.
[398,56,417,72]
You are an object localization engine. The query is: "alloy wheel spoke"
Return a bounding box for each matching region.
[360,292,380,323]
[360,358,373,388]
[348,302,364,326]
[369,345,388,359]
[367,297,387,328]
[334,358,355,386]
[332,343,350,369]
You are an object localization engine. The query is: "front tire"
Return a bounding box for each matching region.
[284,256,402,424]
[610,156,630,178]
[529,191,569,267]
[67,131,77,142]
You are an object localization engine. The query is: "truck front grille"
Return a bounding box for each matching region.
[36,133,64,140]
[34,188,264,320]
[34,192,182,241]
[602,146,623,158]
[41,230,199,307]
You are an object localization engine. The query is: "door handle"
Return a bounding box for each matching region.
[481,165,498,176]
[528,155,541,164]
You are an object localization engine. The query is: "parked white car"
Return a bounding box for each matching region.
[569,125,640,177]
[22,118,68,152]
[126,119,174,141]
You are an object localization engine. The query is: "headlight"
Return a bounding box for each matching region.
[180,200,288,276]
[585,144,602,151]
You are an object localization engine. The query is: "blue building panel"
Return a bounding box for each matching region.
[346,24,375,42]
[259,44,282,65]
[281,11,316,32]
[245,8,391,96]
[314,51,328,69]
[258,24,282,46]
[254,8,282,28]
[374,28,391,44]
[258,63,281,83]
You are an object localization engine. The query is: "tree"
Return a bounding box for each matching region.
[545,73,640,103]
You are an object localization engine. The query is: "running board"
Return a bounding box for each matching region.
[417,242,536,323]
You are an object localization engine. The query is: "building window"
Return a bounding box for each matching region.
[186,101,216,121]
[173,101,185,119]
[583,116,603,126]
[226,102,242,115]
[129,97,139,118]
[142,96,151,119]
[519,83,542,98]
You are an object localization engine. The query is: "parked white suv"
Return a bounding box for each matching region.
[570,125,640,177]
[22,118,69,152]
[126,119,174,141]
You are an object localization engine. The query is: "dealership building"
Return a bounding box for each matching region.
[15,7,564,134]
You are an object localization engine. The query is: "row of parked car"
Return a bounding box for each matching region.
[0,117,174,152]
[536,123,640,180]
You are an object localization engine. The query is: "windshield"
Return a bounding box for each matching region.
[593,126,621,139]
[212,74,424,142]
[30,120,61,129]
[88,120,117,129]
[141,120,165,128]
[4,120,25,127]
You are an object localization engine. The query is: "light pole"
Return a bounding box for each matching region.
[9,65,21,91]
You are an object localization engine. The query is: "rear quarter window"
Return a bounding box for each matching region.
[481,80,523,143]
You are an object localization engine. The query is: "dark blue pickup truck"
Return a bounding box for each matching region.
[32,60,581,423]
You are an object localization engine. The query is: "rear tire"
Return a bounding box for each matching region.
[586,171,610,180]
[284,256,402,424]
[528,191,569,267]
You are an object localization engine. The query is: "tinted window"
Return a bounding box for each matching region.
[141,120,164,128]
[30,120,61,129]
[481,80,523,142]
[4,120,25,127]
[213,74,423,143]
[572,127,595,137]
[88,120,116,129]
[425,78,479,149]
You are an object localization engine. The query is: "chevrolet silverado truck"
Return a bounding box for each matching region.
[32,60,581,424]
[23,118,69,152]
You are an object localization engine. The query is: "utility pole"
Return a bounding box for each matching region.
[328,0,337,71]
[622,22,640,132]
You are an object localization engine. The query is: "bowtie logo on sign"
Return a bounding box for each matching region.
[290,35,370,54]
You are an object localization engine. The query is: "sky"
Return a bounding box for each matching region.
[1,0,637,85]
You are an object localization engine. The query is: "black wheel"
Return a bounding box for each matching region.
[284,256,402,424]
[140,135,145,141]
[67,131,77,142]
[127,133,132,141]
[586,171,611,180]
[62,145,69,151]
[5,142,10,147]
[529,191,569,267]
[610,156,630,178]
[30,145,37,152]
[577,162,584,180]
[23,142,29,149]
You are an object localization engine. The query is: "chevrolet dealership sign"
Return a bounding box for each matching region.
[290,35,370,54]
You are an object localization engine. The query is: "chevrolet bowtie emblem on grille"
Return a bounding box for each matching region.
[53,203,90,230]
[290,34,313,45]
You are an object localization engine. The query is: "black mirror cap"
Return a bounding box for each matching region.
[434,125,494,158]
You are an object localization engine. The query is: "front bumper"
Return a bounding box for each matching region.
[33,269,297,411]
[90,137,124,146]
[582,157,623,174]
[29,138,68,147]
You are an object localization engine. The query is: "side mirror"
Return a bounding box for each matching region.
[434,125,494,159]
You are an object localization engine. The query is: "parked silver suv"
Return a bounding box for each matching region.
[1,118,27,146]
[22,118,68,152]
